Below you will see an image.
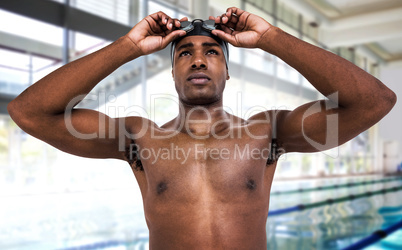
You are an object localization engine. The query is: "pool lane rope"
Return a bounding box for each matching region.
[271,176,402,196]
[268,185,402,216]
[342,219,402,250]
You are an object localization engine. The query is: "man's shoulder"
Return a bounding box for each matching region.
[118,116,158,134]
[247,110,289,123]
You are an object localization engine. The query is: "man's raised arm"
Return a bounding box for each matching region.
[7,12,186,159]
[212,7,396,153]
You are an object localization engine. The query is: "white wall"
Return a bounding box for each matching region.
[379,62,402,171]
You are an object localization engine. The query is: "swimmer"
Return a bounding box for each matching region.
[8,7,396,249]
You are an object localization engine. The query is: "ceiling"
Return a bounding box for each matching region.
[282,0,402,64]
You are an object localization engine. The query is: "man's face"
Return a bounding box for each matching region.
[172,36,229,105]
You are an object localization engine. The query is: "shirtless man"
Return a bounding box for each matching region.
[7,7,396,249]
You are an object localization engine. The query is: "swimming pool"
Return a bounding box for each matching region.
[1,175,401,249]
[267,175,402,249]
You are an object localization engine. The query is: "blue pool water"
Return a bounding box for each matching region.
[267,176,402,249]
[0,175,401,250]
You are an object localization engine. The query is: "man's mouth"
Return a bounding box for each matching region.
[187,73,211,85]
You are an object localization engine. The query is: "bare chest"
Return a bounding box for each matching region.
[132,132,275,200]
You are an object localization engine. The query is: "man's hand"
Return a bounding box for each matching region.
[210,7,272,48]
[126,12,187,56]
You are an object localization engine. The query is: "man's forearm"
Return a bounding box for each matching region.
[259,27,396,109]
[8,36,140,117]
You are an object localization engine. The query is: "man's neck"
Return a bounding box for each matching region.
[173,99,231,137]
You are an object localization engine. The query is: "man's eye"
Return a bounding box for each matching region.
[179,51,191,57]
[207,50,218,55]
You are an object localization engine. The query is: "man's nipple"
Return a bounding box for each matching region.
[246,179,257,190]
[157,182,168,194]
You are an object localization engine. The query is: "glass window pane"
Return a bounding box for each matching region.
[0,49,30,72]
[149,1,176,16]
[245,49,274,75]
[210,0,242,15]
[246,2,274,23]
[31,56,56,72]
[0,49,29,95]
[74,0,130,25]
[277,58,300,84]
[146,68,179,126]
[0,10,63,46]
[74,32,107,52]
[243,81,275,118]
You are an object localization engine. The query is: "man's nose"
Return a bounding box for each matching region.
[191,54,207,69]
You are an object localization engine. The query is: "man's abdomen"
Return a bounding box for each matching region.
[142,170,272,249]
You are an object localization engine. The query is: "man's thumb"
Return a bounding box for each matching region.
[212,30,235,45]
[162,30,186,47]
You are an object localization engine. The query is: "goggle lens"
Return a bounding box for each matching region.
[202,20,216,31]
[180,21,193,32]
[179,19,216,33]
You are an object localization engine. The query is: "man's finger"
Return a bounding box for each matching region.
[221,20,236,31]
[213,15,222,24]
[226,8,233,17]
[155,11,169,22]
[144,16,164,33]
[150,11,167,24]
[211,29,237,46]
[226,7,245,17]
[220,14,229,24]
[172,19,180,28]
[172,17,188,29]
[164,17,174,30]
[227,14,239,26]
[151,11,174,30]
[147,13,167,32]
[161,30,186,47]
[234,12,250,31]
[220,24,234,35]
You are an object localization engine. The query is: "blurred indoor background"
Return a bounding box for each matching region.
[0,0,401,249]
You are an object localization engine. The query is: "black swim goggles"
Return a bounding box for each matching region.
[171,18,229,68]
[179,19,217,33]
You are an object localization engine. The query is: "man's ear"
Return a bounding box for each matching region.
[226,69,230,80]
[172,69,174,78]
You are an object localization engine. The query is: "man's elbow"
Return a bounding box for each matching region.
[7,99,18,122]
[373,87,397,119]
[7,99,32,132]
[382,88,397,113]
[389,89,397,109]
